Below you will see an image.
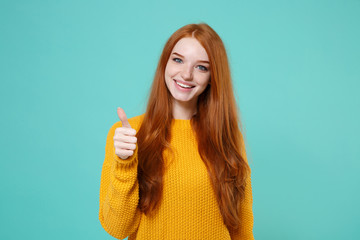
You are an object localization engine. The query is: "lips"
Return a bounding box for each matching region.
[174,79,195,88]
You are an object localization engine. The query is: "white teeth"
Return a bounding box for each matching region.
[175,80,192,88]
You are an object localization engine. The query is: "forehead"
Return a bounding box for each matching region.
[171,37,209,60]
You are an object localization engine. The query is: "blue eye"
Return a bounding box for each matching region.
[173,58,182,63]
[197,65,208,71]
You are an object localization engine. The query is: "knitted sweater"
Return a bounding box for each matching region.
[99,114,254,239]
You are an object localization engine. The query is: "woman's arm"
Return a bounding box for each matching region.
[99,122,142,239]
[230,172,254,240]
[229,133,255,240]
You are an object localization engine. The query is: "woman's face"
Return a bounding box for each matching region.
[164,37,211,106]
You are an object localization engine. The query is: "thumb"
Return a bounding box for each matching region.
[117,107,132,128]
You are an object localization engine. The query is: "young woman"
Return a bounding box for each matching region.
[99,23,254,239]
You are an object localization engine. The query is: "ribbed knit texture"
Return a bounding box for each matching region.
[99,114,254,240]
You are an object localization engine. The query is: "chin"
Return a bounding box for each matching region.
[173,96,190,102]
[173,94,197,104]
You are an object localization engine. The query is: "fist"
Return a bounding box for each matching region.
[113,107,137,160]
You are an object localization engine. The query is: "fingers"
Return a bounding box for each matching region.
[113,109,137,159]
[114,138,136,160]
[113,133,137,160]
[113,135,137,144]
[114,141,137,151]
[115,127,136,137]
[114,149,134,160]
[113,129,137,146]
[117,107,131,128]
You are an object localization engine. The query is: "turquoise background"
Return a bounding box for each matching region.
[1,0,359,239]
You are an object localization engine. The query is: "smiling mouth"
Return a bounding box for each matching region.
[174,80,195,89]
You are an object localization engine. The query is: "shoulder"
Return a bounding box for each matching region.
[128,114,145,130]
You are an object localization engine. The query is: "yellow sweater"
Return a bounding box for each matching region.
[99,114,254,239]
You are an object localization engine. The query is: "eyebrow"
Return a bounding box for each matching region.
[172,52,210,64]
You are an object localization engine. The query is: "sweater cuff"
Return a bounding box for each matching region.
[113,147,138,170]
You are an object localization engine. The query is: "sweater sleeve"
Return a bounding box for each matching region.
[229,133,255,240]
[99,122,142,239]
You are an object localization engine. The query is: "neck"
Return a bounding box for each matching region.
[172,99,197,120]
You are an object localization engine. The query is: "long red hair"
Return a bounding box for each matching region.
[136,23,250,231]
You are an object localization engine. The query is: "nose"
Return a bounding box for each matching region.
[181,64,193,81]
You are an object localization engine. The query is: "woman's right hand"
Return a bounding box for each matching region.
[113,107,137,160]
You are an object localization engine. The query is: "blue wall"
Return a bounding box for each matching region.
[1,0,359,239]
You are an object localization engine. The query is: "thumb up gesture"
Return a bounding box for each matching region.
[113,107,137,160]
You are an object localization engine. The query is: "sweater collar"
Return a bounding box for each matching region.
[171,118,192,129]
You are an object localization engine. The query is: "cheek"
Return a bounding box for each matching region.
[165,61,176,76]
[164,66,173,88]
[197,74,210,87]
[164,64,169,76]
